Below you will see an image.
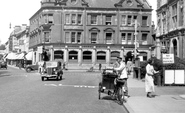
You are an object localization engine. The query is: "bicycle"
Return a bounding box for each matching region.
[114,78,127,105]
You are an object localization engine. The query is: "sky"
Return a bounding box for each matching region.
[0,0,157,44]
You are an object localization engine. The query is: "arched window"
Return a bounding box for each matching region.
[54,50,63,60]
[83,51,92,62]
[104,28,115,44]
[97,51,106,63]
[110,51,120,63]
[69,50,78,62]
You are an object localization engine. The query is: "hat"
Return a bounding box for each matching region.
[147,58,153,64]
[117,56,122,60]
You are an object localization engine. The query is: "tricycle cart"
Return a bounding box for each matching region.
[98,67,118,99]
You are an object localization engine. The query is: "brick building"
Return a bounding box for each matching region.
[29,0,154,65]
[156,0,185,59]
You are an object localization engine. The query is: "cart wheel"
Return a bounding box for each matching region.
[41,77,45,81]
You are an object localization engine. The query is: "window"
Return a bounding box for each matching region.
[106,15,112,25]
[133,16,137,26]
[48,14,53,24]
[65,31,82,43]
[71,32,76,43]
[142,16,148,26]
[106,33,112,44]
[44,32,50,43]
[91,15,97,25]
[127,15,132,25]
[43,14,53,24]
[65,32,70,43]
[127,33,132,41]
[77,14,82,24]
[71,14,76,24]
[65,14,70,24]
[121,15,126,25]
[142,33,147,41]
[121,33,126,44]
[91,32,97,43]
[77,32,81,43]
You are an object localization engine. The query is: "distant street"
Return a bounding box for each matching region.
[0,67,128,113]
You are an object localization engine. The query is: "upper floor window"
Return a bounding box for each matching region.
[65,31,82,43]
[142,33,147,41]
[71,14,76,24]
[91,15,97,25]
[44,31,51,43]
[91,32,98,43]
[43,14,54,24]
[77,14,82,24]
[106,33,112,44]
[127,15,132,26]
[142,16,148,26]
[65,14,70,24]
[121,33,126,44]
[121,15,126,25]
[105,15,112,25]
[65,13,82,25]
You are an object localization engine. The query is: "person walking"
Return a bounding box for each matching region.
[145,58,159,98]
[114,57,129,100]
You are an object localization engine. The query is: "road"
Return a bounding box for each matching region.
[0,67,128,113]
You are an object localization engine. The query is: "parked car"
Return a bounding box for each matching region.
[0,61,7,69]
[25,64,39,72]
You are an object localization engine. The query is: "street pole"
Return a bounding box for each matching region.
[134,19,138,59]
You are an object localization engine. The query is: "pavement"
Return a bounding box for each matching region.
[8,64,185,113]
[125,73,185,113]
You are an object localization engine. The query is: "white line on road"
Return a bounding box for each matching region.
[44,84,98,88]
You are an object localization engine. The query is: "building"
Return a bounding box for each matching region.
[156,0,185,59]
[15,24,30,53]
[29,0,154,65]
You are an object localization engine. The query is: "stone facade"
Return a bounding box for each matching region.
[156,0,185,59]
[29,0,154,65]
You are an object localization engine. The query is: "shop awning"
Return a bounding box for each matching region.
[16,53,25,60]
[25,52,33,60]
[6,53,17,60]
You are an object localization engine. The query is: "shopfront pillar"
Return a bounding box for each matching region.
[78,46,82,65]
[92,46,96,65]
[106,46,110,65]
[64,46,68,63]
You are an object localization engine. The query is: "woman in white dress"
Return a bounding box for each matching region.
[145,58,159,98]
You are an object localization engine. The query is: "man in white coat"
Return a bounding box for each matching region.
[114,57,128,98]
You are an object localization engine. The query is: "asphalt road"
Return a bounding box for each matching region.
[0,67,128,113]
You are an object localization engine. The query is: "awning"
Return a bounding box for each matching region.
[16,53,25,60]
[25,52,33,60]
[6,53,17,60]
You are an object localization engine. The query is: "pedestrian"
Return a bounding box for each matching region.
[126,58,132,75]
[113,57,129,100]
[145,58,159,98]
[99,63,102,71]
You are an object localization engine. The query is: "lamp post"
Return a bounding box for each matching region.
[40,23,53,61]
[134,20,140,59]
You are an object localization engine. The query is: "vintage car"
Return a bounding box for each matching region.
[40,61,63,81]
[0,61,7,69]
[25,64,39,72]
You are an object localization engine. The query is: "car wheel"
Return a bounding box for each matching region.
[41,77,45,81]
[26,68,31,72]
